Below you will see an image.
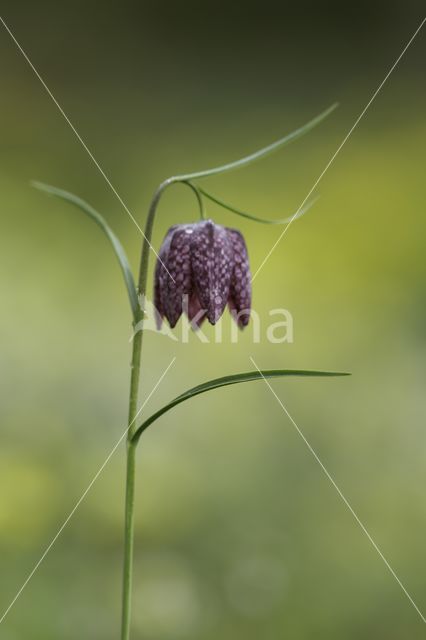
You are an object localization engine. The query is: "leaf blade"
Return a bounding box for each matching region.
[132,368,349,443]
[197,185,318,224]
[32,181,139,318]
[174,104,338,181]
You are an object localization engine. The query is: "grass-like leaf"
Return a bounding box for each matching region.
[32,181,139,319]
[196,185,318,224]
[132,368,349,443]
[174,104,338,181]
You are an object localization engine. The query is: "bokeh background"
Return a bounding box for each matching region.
[1,1,425,638]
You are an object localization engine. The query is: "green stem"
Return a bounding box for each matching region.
[121,327,142,640]
[181,180,206,219]
[120,178,173,640]
[120,175,217,638]
[137,180,172,298]
[121,439,137,640]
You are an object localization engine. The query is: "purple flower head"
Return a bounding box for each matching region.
[154,220,251,329]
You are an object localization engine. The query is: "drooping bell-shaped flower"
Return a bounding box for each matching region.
[154,220,251,329]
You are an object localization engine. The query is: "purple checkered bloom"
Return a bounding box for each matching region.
[154,220,251,329]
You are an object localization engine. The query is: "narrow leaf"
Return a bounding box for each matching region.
[174,104,338,181]
[132,368,349,443]
[32,181,139,319]
[196,185,318,224]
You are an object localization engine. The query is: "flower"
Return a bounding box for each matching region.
[154,220,251,329]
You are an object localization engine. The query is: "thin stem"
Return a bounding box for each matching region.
[120,177,175,640]
[137,179,172,297]
[121,440,137,640]
[181,180,206,219]
[121,327,142,640]
[120,175,163,637]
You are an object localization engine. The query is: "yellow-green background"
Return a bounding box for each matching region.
[1,1,425,638]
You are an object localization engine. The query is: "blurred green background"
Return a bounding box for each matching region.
[1,1,426,638]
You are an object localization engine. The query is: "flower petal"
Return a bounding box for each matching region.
[191,220,233,324]
[162,225,194,328]
[227,228,251,327]
[154,226,177,329]
[186,292,207,329]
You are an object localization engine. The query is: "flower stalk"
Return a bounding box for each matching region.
[120,327,142,640]
[120,177,171,640]
[121,175,197,639]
